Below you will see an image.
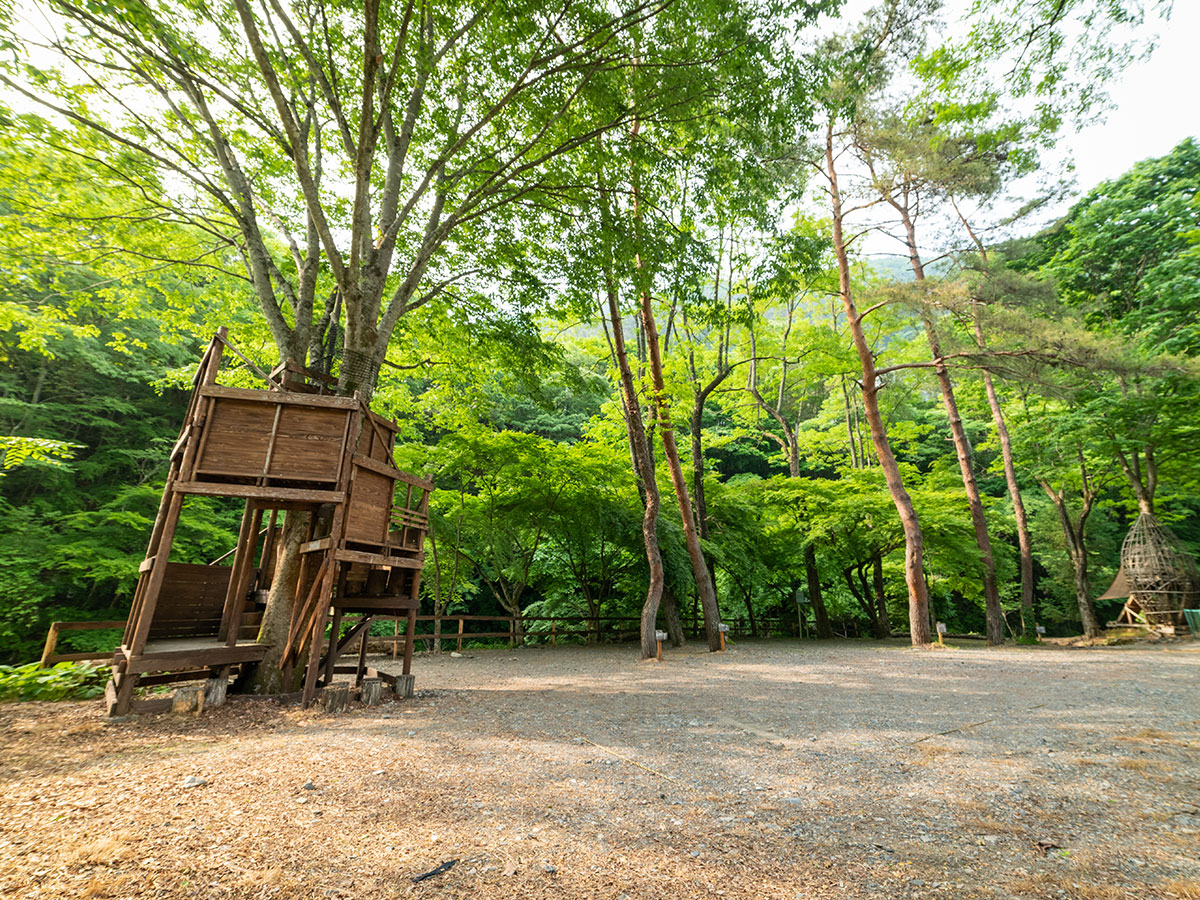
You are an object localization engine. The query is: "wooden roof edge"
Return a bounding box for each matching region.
[198,383,359,409]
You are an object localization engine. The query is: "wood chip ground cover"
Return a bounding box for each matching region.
[0,640,1197,899]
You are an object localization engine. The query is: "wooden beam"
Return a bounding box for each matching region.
[199,384,358,408]
[174,482,345,503]
[334,548,423,568]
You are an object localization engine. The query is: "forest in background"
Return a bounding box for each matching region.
[0,0,1197,664]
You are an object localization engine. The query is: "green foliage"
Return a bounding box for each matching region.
[0,0,1193,659]
[1040,139,1200,354]
[0,662,109,702]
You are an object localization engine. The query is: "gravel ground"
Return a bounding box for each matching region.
[0,638,1197,900]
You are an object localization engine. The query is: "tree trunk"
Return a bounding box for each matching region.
[922,310,1005,645]
[826,125,931,646]
[1070,551,1100,639]
[661,586,686,647]
[244,510,310,693]
[872,552,892,637]
[981,368,1036,634]
[1115,449,1156,516]
[742,586,758,638]
[638,290,724,652]
[845,566,882,637]
[604,280,665,661]
[805,544,834,639]
[900,206,1004,646]
[958,211,1036,635]
[1043,483,1102,639]
[840,375,861,469]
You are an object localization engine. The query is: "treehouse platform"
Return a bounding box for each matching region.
[105,329,432,715]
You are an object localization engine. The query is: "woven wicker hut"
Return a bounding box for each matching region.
[1100,513,1199,631]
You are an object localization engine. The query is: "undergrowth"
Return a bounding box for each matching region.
[0,661,109,701]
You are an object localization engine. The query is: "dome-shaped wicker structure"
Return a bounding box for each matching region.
[1103,513,1199,631]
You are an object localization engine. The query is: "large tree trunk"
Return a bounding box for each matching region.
[244,511,310,693]
[805,544,834,639]
[899,207,1004,646]
[826,126,931,646]
[638,288,723,652]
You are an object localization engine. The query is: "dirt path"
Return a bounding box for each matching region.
[1,639,1197,899]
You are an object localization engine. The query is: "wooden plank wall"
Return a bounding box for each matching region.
[147,563,233,640]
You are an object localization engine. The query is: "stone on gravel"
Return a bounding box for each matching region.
[181,775,207,788]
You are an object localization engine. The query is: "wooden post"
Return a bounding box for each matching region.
[509,617,514,648]
[222,501,261,645]
[551,619,557,646]
[361,676,383,706]
[204,669,230,708]
[393,617,399,661]
[355,616,370,686]
[323,603,346,687]
[457,617,464,653]
[402,607,417,676]
[39,622,62,669]
[655,630,667,661]
[322,682,349,714]
[718,623,729,652]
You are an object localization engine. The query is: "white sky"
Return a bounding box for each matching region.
[822,0,1200,260]
[1061,1,1200,190]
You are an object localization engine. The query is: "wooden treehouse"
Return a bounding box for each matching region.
[106,329,432,715]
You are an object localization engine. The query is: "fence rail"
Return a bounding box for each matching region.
[40,621,125,667]
[37,612,795,668]
[371,614,647,656]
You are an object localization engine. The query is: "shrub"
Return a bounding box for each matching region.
[0,662,110,702]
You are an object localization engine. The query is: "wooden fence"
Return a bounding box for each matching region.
[371,614,646,656]
[40,621,125,667]
[37,612,797,668]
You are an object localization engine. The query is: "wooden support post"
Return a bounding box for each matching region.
[361,677,383,706]
[171,687,205,716]
[222,501,261,645]
[394,673,415,699]
[551,620,556,647]
[323,605,345,687]
[402,607,417,676]
[128,491,185,657]
[39,623,62,669]
[204,669,230,708]
[509,617,514,648]
[457,617,464,653]
[393,617,399,661]
[322,682,349,714]
[356,616,370,686]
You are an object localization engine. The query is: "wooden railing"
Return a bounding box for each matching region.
[372,614,645,656]
[38,612,797,668]
[40,621,125,667]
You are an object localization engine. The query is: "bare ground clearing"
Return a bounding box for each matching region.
[0,640,1197,900]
